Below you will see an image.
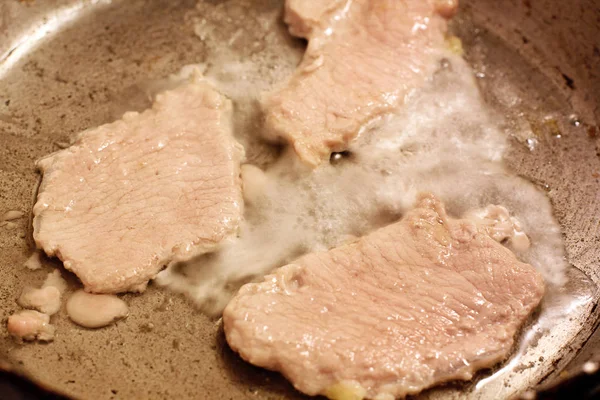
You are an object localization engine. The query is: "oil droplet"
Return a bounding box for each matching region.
[583,361,599,374]
[568,114,581,127]
[543,116,562,138]
[526,138,538,151]
[330,151,352,165]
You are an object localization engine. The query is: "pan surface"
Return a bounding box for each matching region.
[0,0,599,399]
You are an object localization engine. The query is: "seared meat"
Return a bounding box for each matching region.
[33,79,244,293]
[224,194,544,399]
[262,0,457,166]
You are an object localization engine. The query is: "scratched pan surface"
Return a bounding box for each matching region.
[0,0,599,399]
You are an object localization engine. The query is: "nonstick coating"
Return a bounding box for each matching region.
[0,1,598,399]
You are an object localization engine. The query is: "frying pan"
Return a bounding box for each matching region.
[0,0,599,399]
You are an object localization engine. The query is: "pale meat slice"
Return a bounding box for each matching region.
[224,194,545,399]
[33,80,244,293]
[262,0,458,166]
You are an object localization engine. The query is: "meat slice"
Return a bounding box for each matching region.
[283,0,347,37]
[33,80,244,293]
[262,0,458,166]
[224,194,545,399]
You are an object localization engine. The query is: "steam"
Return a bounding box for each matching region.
[156,53,567,315]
